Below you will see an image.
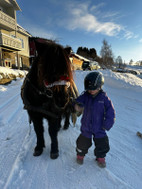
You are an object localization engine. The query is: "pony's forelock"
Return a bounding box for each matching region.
[36,41,73,87]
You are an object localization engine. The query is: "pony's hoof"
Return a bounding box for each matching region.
[63,126,69,130]
[50,152,59,159]
[33,148,43,156]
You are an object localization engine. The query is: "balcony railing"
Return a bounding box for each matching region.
[0,10,16,30]
[0,33,22,51]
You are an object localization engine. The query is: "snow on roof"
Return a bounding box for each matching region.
[72,53,90,62]
[17,24,32,37]
[11,0,21,11]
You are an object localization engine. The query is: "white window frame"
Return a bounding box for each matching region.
[0,7,3,11]
[19,57,22,68]
[15,56,18,67]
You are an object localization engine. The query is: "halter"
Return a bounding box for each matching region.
[43,76,71,112]
[43,76,70,89]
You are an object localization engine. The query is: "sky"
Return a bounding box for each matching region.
[16,0,142,63]
[0,67,142,188]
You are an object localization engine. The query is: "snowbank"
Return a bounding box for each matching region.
[0,66,28,84]
[102,69,142,88]
[0,66,28,79]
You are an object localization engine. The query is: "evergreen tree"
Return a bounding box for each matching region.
[129,59,133,65]
[89,48,97,60]
[76,47,97,60]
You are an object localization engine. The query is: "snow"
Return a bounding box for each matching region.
[0,66,27,79]
[0,68,142,189]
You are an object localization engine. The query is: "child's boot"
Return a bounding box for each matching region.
[96,158,106,168]
[76,155,84,165]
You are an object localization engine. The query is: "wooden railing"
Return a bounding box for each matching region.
[0,10,16,30]
[0,33,22,51]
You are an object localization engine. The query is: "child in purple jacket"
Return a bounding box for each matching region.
[74,71,115,167]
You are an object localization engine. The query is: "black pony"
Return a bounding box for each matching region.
[21,38,78,159]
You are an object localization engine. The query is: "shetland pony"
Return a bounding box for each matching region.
[21,38,78,159]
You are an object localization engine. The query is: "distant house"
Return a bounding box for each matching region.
[70,53,90,69]
[0,0,31,70]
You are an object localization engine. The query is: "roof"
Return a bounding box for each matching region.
[11,0,21,11]
[71,53,90,62]
[17,24,32,37]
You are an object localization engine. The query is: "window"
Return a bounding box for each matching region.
[15,56,18,67]
[19,38,24,48]
[4,60,11,67]
[0,7,3,11]
[19,57,23,67]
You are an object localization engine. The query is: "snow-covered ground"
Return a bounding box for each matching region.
[0,68,142,189]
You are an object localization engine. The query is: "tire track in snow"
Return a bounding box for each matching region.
[0,78,23,112]
[3,131,33,189]
[0,89,48,188]
[0,93,20,111]
[6,97,25,124]
[103,168,134,189]
[0,89,25,125]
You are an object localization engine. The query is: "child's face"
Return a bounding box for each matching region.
[88,89,99,95]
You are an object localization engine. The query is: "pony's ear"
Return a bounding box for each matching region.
[34,39,49,56]
[34,42,44,56]
[30,37,52,56]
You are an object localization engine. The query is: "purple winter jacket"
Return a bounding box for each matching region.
[75,90,115,138]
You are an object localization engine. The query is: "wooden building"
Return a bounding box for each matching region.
[70,53,90,70]
[0,0,31,70]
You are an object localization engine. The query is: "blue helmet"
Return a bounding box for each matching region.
[84,72,104,90]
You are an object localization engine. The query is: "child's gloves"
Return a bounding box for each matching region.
[71,103,84,126]
[74,104,84,116]
[71,112,77,126]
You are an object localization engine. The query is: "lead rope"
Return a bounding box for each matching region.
[28,115,32,136]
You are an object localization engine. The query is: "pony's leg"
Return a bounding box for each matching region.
[31,116,45,156]
[48,118,61,159]
[63,112,70,130]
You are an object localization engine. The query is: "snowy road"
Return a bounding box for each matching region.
[0,70,142,189]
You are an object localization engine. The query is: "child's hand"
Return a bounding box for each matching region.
[74,104,84,116]
[74,104,84,113]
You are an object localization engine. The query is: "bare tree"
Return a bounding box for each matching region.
[116,56,123,68]
[100,39,114,68]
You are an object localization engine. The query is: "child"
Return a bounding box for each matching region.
[74,71,115,168]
